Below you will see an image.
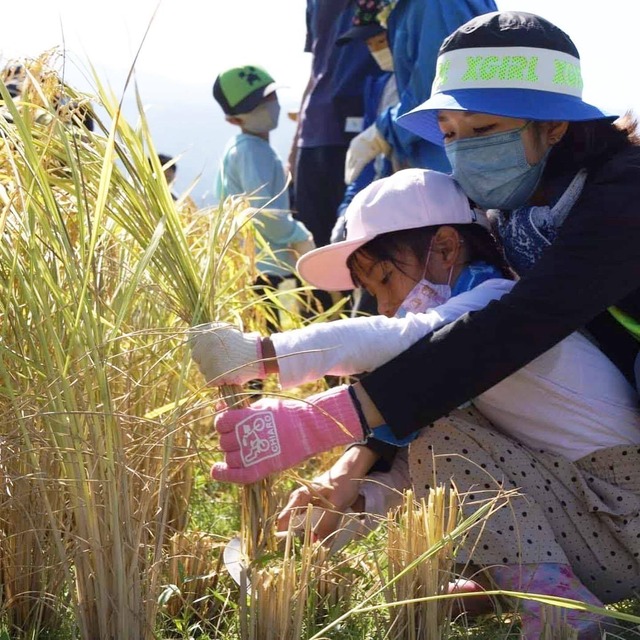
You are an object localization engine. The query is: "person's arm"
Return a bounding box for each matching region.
[271,279,513,386]
[359,448,410,529]
[276,444,379,540]
[286,0,314,180]
[287,75,312,182]
[360,157,640,438]
[190,279,513,387]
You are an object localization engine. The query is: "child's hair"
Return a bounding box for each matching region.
[158,153,174,168]
[346,224,514,287]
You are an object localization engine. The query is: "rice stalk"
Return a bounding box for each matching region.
[245,504,355,639]
[0,49,345,639]
[0,54,210,638]
[0,425,69,637]
[310,483,517,639]
[383,486,458,640]
[163,531,228,623]
[91,60,302,639]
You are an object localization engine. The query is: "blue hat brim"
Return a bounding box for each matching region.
[398,89,619,147]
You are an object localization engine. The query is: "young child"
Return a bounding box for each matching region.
[212,64,315,329]
[192,169,640,638]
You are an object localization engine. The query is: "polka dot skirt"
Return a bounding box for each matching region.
[409,407,640,604]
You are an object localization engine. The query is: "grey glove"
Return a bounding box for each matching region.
[190,322,265,385]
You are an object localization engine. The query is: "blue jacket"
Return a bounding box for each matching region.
[376,0,498,172]
[337,72,395,222]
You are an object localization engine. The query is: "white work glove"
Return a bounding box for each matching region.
[190,322,266,385]
[344,124,390,184]
[330,213,347,244]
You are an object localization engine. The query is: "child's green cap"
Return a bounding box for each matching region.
[213,65,277,116]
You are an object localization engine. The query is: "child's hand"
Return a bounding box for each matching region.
[344,124,390,184]
[189,322,266,385]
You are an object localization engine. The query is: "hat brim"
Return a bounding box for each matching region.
[336,23,384,45]
[297,237,371,291]
[399,89,619,146]
[231,82,282,115]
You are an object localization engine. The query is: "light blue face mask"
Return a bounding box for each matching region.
[445,123,551,211]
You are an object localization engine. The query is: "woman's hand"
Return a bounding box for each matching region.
[277,445,378,541]
[211,386,366,484]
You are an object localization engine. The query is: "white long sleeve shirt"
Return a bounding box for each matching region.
[271,279,640,461]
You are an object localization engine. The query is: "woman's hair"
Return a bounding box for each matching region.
[347,224,515,287]
[540,111,640,180]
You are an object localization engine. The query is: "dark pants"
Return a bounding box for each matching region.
[253,274,288,335]
[294,145,349,313]
[294,145,348,248]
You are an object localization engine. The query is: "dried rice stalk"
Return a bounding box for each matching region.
[539,605,579,640]
[246,504,352,639]
[385,486,459,640]
[164,531,226,621]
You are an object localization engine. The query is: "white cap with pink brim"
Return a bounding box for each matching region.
[296,168,490,292]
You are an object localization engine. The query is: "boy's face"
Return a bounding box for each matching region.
[366,32,389,54]
[231,93,281,137]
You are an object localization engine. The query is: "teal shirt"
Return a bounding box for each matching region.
[215,133,311,277]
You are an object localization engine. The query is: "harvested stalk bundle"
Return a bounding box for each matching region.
[247,504,354,640]
[385,486,459,640]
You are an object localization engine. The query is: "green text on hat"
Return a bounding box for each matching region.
[432,47,583,98]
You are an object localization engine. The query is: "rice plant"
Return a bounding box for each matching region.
[384,486,459,639]
[0,52,260,638]
[3,52,640,640]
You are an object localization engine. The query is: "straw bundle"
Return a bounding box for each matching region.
[385,487,459,640]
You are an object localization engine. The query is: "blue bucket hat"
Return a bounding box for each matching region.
[399,11,617,146]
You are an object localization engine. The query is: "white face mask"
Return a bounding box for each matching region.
[371,47,394,72]
[238,100,280,134]
[395,247,452,318]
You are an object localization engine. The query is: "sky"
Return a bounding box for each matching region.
[3,1,640,205]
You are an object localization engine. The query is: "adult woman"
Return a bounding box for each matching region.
[192,11,640,638]
[193,171,639,636]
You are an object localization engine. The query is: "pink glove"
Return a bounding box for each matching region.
[211,385,367,484]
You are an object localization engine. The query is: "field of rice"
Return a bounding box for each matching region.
[1,55,639,640]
